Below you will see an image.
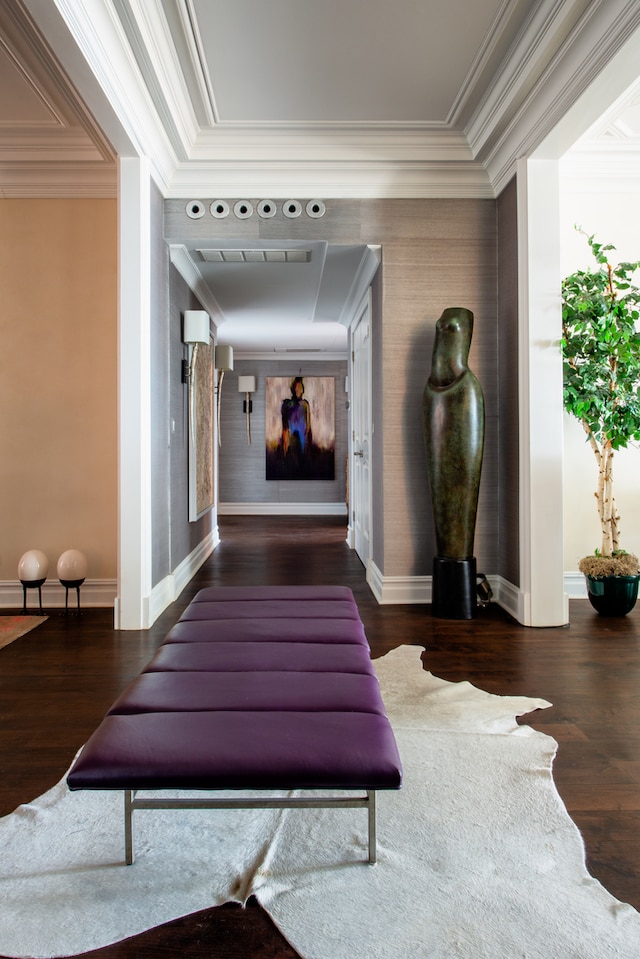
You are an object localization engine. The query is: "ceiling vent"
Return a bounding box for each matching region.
[197,249,312,263]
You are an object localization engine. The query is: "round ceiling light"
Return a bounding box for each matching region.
[210,200,230,218]
[283,200,302,218]
[234,200,254,219]
[257,199,277,218]
[306,200,326,218]
[185,200,205,219]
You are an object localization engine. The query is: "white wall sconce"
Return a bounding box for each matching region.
[238,375,256,444]
[215,345,234,372]
[182,310,211,384]
[182,311,212,453]
[214,344,234,447]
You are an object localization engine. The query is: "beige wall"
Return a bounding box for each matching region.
[0,199,117,586]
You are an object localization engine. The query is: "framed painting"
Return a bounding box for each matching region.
[265,375,335,480]
[188,339,214,520]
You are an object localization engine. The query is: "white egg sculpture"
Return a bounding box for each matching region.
[18,549,49,583]
[57,549,88,583]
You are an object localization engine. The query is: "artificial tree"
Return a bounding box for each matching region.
[561,228,640,579]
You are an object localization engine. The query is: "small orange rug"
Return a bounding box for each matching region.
[0,616,48,651]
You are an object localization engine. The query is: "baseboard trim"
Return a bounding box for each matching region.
[367,562,431,604]
[491,575,525,622]
[146,529,220,626]
[564,571,588,599]
[218,502,347,516]
[1,557,585,626]
[0,579,117,610]
[367,562,526,621]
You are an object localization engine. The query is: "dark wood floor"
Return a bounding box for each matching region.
[1,515,640,958]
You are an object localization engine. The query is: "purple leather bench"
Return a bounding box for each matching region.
[67,585,402,865]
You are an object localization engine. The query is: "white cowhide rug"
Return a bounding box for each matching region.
[1,645,639,959]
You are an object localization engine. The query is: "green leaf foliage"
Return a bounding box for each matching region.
[561,229,640,451]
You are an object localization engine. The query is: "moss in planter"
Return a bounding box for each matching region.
[578,552,640,578]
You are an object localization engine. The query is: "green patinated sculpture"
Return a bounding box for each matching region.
[422,307,484,560]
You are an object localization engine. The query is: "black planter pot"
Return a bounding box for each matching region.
[585,574,640,616]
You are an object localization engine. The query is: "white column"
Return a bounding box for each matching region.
[517,157,569,626]
[115,157,153,629]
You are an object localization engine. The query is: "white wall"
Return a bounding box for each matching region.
[559,186,640,576]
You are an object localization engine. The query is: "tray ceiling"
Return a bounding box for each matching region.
[1,1,639,353]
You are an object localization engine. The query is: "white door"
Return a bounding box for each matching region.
[351,297,372,567]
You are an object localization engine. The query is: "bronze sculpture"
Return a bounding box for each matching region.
[423,307,485,618]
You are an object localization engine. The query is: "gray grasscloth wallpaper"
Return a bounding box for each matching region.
[218,360,348,508]
[163,195,518,587]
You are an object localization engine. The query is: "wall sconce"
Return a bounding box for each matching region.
[238,375,256,444]
[182,310,210,384]
[182,311,211,450]
[214,344,234,447]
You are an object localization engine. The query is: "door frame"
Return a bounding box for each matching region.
[347,290,373,566]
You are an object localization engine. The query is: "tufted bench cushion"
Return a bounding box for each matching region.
[67,585,402,865]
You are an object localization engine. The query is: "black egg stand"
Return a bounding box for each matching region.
[20,577,85,615]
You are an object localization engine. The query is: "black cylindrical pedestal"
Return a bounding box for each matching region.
[432,556,477,620]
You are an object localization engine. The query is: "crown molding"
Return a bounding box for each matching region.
[1,1,115,158]
[168,243,224,326]
[448,0,540,129]
[174,124,495,198]
[0,161,117,198]
[22,0,179,193]
[16,0,640,203]
[0,132,106,161]
[111,0,200,158]
[189,123,472,160]
[559,150,640,193]
[477,0,640,194]
[167,160,494,200]
[465,0,575,159]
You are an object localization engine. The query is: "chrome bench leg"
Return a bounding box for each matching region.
[368,790,377,864]
[124,790,134,865]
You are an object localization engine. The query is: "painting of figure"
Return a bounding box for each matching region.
[266,376,335,480]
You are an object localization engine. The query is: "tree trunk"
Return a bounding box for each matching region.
[582,420,619,557]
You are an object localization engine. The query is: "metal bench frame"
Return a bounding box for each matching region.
[124,788,378,865]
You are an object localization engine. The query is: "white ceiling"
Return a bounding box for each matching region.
[180,0,507,125]
[1,0,639,354]
[169,237,379,353]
